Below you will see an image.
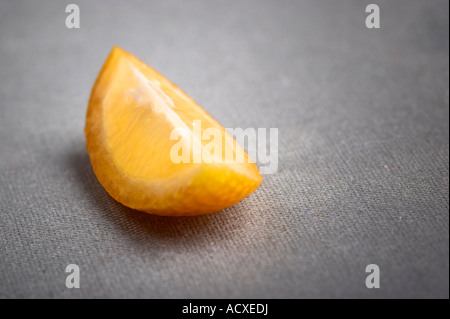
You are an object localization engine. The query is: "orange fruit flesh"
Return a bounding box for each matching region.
[85,46,262,216]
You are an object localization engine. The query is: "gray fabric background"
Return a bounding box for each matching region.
[0,0,448,299]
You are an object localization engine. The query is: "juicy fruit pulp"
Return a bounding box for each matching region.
[85,46,262,216]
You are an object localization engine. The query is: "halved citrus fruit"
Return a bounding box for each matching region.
[85,46,262,216]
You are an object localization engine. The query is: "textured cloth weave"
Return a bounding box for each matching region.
[0,0,448,298]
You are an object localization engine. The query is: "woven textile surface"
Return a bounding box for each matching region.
[0,0,448,298]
